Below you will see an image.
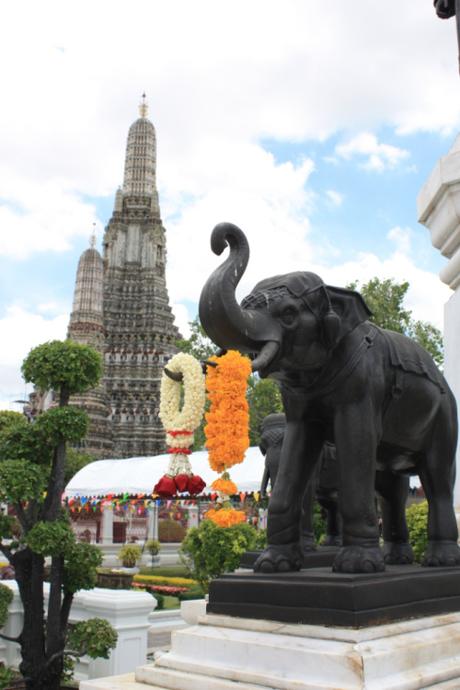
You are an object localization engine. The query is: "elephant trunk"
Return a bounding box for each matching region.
[199,223,280,372]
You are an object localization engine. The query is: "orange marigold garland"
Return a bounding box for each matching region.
[204,350,251,527]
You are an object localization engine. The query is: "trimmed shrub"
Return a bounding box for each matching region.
[180,520,258,591]
[406,500,428,563]
[158,519,186,543]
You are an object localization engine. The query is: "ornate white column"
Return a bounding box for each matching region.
[418,133,460,511]
[187,505,199,529]
[147,503,159,540]
[101,501,114,544]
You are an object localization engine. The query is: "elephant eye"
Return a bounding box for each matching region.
[281,306,298,325]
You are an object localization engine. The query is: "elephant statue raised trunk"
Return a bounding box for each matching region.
[199,222,460,574]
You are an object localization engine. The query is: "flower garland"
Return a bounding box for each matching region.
[154,353,206,498]
[204,350,251,527]
[205,350,252,473]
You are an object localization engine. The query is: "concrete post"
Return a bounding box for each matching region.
[418,133,460,512]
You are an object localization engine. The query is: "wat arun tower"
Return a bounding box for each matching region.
[68,96,180,458]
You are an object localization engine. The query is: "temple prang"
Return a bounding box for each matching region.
[68,96,180,458]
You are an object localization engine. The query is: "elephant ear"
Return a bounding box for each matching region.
[326,286,373,342]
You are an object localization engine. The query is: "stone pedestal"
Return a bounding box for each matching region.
[80,610,460,689]
[418,133,460,512]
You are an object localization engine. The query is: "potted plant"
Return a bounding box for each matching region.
[117,544,142,573]
[145,539,161,567]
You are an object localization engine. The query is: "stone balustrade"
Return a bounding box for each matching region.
[0,582,154,683]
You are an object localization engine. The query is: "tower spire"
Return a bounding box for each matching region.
[122,95,158,204]
[139,92,148,118]
[90,222,97,249]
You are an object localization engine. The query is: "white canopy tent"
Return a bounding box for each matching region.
[65,446,266,498]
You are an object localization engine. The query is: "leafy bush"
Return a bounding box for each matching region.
[145,539,160,556]
[68,618,118,659]
[117,544,142,567]
[253,528,267,550]
[180,520,258,591]
[0,663,13,690]
[0,585,13,628]
[313,502,327,544]
[159,519,186,543]
[406,500,428,563]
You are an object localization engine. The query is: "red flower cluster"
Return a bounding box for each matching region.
[153,473,206,498]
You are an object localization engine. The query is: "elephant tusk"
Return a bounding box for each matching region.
[251,341,280,373]
[164,367,183,382]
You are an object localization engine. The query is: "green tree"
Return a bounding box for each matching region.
[0,340,116,690]
[348,278,443,367]
[175,316,218,361]
[64,448,95,485]
[247,376,283,446]
[176,317,219,449]
[0,410,28,434]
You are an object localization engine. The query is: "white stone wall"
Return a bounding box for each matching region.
[0,582,154,683]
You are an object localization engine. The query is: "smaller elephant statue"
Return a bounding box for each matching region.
[259,413,341,552]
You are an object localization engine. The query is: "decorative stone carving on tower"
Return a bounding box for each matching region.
[102,95,180,458]
[67,232,113,457]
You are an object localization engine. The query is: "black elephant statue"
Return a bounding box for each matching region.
[199,222,460,574]
[259,413,341,551]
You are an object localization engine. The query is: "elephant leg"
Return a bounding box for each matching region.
[254,422,323,574]
[419,396,460,567]
[317,491,342,547]
[332,401,384,574]
[300,475,320,554]
[375,470,413,564]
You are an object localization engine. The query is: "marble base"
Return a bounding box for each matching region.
[81,611,460,689]
[208,565,460,627]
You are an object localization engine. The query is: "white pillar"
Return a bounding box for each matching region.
[418,133,460,512]
[187,505,199,529]
[147,504,159,540]
[101,502,114,544]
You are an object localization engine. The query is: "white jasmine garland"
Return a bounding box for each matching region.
[159,353,206,432]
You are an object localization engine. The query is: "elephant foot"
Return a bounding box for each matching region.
[254,544,303,573]
[332,545,385,573]
[422,541,460,567]
[322,535,342,547]
[383,541,414,565]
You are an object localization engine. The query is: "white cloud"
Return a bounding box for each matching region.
[0,306,68,402]
[0,0,457,263]
[335,133,410,172]
[318,246,450,330]
[387,226,412,255]
[165,143,315,304]
[0,0,457,402]
[325,190,344,206]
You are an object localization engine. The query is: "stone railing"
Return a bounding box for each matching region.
[0,582,154,683]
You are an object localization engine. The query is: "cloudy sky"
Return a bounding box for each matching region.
[1,0,459,408]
